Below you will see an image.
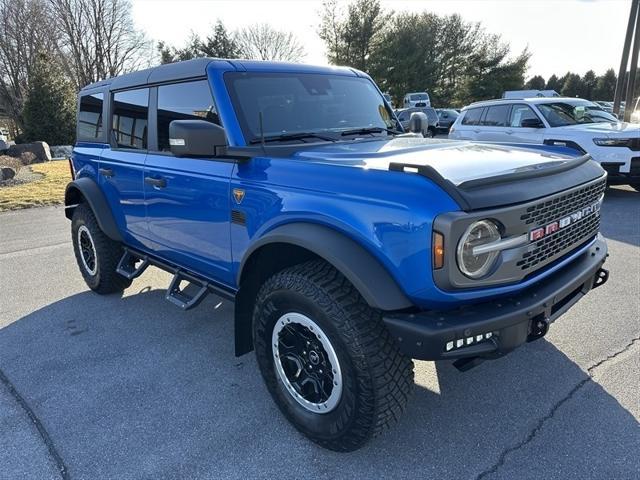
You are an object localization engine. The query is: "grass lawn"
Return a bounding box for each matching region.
[0,160,71,212]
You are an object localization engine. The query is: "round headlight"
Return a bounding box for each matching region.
[457,220,501,279]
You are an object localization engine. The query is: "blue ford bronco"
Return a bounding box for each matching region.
[66,58,609,451]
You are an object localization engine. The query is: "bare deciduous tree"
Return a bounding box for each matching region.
[48,0,152,88]
[236,23,305,62]
[0,0,55,133]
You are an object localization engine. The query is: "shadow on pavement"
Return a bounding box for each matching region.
[0,286,637,479]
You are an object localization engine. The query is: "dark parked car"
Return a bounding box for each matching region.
[396,107,439,137]
[436,108,459,132]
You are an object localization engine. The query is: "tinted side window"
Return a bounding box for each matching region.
[482,105,510,126]
[461,108,484,126]
[78,93,103,140]
[112,89,149,149]
[509,104,541,127]
[157,80,219,152]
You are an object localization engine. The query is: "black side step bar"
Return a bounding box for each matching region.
[115,248,236,309]
[116,250,150,280]
[166,270,209,310]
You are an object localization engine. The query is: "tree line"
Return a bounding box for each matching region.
[523,69,640,102]
[0,0,627,146]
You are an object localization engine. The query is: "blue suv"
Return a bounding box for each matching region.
[65,58,609,451]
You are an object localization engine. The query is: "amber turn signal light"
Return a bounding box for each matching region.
[433,231,444,269]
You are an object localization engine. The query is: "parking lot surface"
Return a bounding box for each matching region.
[0,187,638,480]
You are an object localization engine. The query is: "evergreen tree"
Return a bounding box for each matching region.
[525,75,546,90]
[581,70,597,99]
[560,73,582,97]
[545,74,562,93]
[200,21,241,58]
[592,69,617,100]
[22,51,76,145]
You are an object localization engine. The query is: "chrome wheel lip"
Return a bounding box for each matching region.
[272,312,343,414]
[77,225,97,276]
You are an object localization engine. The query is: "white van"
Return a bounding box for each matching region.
[403,92,430,108]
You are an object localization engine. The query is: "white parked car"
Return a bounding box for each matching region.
[449,97,640,190]
[403,92,430,108]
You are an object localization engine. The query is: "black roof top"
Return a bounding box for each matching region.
[80,58,227,93]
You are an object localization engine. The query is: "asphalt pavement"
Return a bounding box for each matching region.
[0,186,638,480]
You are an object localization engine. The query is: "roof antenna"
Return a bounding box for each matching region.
[259,111,266,154]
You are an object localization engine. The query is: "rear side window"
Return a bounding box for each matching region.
[78,93,103,140]
[461,107,484,126]
[509,104,541,127]
[482,105,510,126]
[157,80,219,152]
[112,89,149,150]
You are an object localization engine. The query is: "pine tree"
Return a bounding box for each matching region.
[23,51,76,145]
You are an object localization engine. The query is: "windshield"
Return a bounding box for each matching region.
[224,72,396,143]
[410,93,428,101]
[536,101,617,127]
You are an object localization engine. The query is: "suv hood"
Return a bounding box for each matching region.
[294,137,580,186]
[290,137,605,210]
[551,121,640,137]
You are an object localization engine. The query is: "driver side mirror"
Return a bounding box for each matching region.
[521,118,544,128]
[408,112,429,134]
[169,120,227,157]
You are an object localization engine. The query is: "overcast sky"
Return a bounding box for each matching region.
[132,0,631,80]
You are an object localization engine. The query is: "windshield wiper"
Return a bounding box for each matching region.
[248,132,336,145]
[340,126,402,137]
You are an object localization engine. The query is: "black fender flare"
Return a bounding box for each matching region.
[64,177,123,242]
[238,223,413,311]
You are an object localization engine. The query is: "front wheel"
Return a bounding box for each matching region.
[253,260,414,451]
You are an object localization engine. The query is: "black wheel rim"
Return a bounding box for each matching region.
[272,313,342,413]
[77,225,97,275]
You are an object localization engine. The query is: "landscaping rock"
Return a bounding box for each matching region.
[0,166,16,181]
[7,141,51,163]
[50,145,73,159]
[0,139,8,152]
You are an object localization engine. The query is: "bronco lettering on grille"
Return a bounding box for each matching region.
[529,201,601,242]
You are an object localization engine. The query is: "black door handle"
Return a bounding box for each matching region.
[144,176,167,188]
[99,168,114,177]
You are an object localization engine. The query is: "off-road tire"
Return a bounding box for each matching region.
[71,202,131,294]
[253,260,414,452]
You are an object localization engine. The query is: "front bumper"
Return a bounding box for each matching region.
[602,157,640,185]
[383,235,608,363]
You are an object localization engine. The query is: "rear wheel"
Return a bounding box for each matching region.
[71,203,131,294]
[253,260,414,452]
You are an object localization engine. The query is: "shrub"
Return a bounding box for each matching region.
[0,155,23,175]
[19,152,38,165]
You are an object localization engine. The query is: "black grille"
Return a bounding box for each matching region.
[517,211,600,271]
[520,179,606,227]
[631,157,640,174]
[630,138,640,151]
